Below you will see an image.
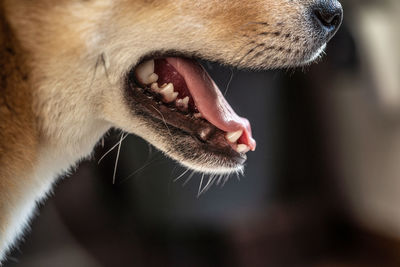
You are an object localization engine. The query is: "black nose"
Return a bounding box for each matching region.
[312,0,343,37]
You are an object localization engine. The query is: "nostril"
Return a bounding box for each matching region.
[312,2,343,33]
[314,9,341,29]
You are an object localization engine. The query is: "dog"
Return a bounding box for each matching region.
[0,0,342,262]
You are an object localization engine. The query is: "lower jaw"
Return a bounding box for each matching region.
[124,82,247,171]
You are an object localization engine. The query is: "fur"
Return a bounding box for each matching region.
[0,0,341,262]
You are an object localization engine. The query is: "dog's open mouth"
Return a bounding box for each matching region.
[125,56,256,170]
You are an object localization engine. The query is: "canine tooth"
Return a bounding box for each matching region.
[135,60,156,84]
[160,83,178,102]
[226,130,243,143]
[236,144,250,153]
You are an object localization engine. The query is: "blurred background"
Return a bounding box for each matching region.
[5,0,400,266]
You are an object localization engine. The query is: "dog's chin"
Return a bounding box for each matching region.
[157,127,247,175]
[139,115,248,175]
[302,43,327,65]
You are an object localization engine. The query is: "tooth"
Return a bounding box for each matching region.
[151,82,161,92]
[199,127,212,141]
[182,96,189,107]
[160,83,178,103]
[236,144,250,153]
[160,83,174,95]
[147,73,159,84]
[226,130,243,143]
[176,96,190,110]
[176,99,185,108]
[167,92,179,103]
[194,113,202,118]
[135,60,157,84]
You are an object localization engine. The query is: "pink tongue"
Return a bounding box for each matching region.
[166,58,256,151]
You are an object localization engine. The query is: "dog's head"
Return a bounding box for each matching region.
[4,0,342,174]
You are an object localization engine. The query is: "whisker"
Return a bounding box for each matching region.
[228,38,257,65]
[236,172,241,181]
[237,43,266,66]
[146,143,153,161]
[237,21,270,31]
[183,171,196,187]
[112,132,127,184]
[222,174,231,187]
[216,174,223,186]
[151,105,172,137]
[249,21,270,26]
[173,168,190,182]
[89,54,102,89]
[118,151,162,184]
[246,44,277,63]
[199,174,215,195]
[224,68,235,96]
[98,132,129,164]
[100,53,111,86]
[197,173,205,197]
[228,20,276,67]
[90,53,111,90]
[208,174,217,188]
[168,165,179,195]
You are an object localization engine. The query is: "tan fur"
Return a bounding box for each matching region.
[0,0,338,262]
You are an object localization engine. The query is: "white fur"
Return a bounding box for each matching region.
[0,118,110,263]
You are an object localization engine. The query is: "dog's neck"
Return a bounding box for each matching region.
[0,5,37,176]
[0,7,38,258]
[0,9,109,260]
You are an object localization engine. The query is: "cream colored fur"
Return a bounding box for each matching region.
[0,0,336,262]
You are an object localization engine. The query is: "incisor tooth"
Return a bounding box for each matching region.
[135,60,157,84]
[226,130,243,143]
[236,144,250,153]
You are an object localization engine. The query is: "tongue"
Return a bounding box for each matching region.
[166,58,256,151]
